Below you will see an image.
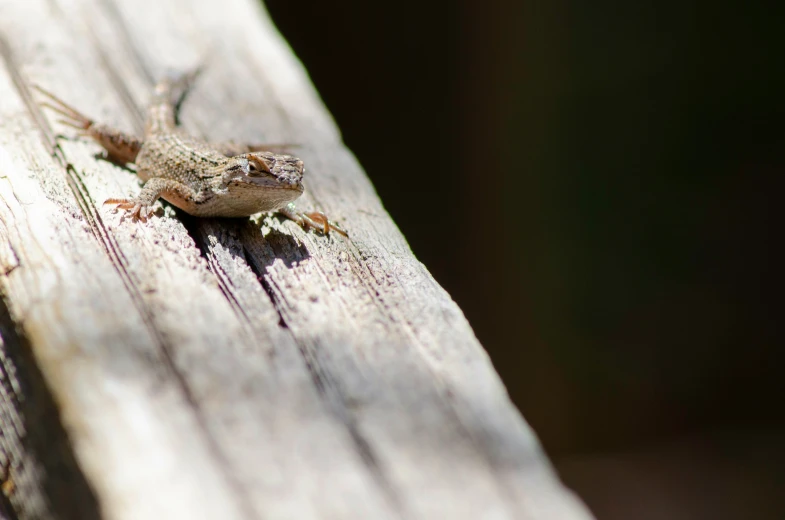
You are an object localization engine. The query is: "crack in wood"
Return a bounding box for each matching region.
[251,261,408,518]
[183,220,407,517]
[86,31,146,134]
[0,36,58,158]
[0,297,101,520]
[341,243,531,510]
[93,0,155,85]
[2,29,261,520]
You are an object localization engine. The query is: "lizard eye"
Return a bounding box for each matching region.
[246,156,272,177]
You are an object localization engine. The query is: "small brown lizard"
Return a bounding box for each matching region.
[35,71,346,235]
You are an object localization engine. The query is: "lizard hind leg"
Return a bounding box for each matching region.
[34,85,143,165]
[146,67,203,134]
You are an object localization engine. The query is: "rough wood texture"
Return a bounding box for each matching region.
[0,0,594,519]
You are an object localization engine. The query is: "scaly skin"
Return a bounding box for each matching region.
[34,73,346,235]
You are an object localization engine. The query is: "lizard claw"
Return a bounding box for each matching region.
[104,198,154,223]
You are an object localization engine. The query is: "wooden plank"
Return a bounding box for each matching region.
[0,0,595,518]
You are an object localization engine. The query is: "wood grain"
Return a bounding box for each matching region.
[0,0,594,518]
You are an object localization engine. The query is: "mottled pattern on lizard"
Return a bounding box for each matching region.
[35,72,346,235]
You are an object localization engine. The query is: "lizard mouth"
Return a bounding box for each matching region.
[273,182,304,193]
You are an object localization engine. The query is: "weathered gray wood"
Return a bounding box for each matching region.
[0,0,594,519]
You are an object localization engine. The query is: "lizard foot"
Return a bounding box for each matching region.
[35,85,143,165]
[104,198,155,223]
[278,203,348,237]
[34,84,93,134]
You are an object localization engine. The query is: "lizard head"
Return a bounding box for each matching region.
[223,152,305,212]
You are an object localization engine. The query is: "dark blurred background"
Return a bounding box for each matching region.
[265,1,785,518]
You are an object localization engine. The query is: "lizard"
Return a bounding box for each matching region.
[34,71,347,236]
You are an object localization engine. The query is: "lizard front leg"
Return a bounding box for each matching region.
[34,85,143,165]
[278,202,348,237]
[105,178,198,222]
